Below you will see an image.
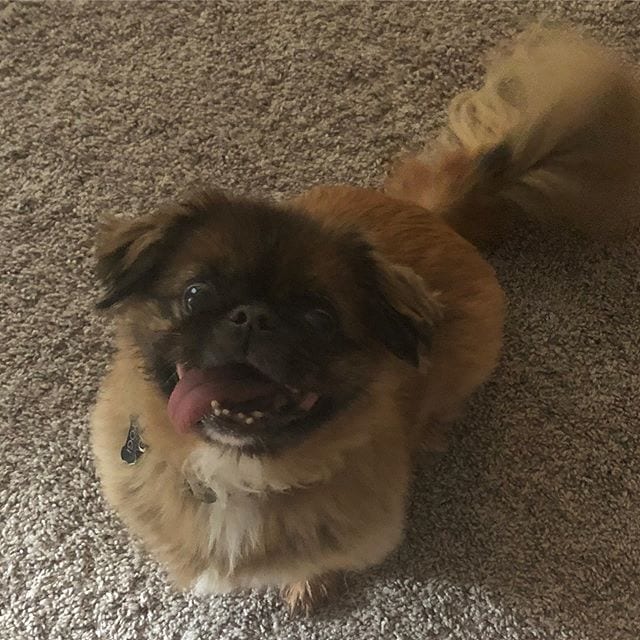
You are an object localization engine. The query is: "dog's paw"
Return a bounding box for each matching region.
[280,574,335,615]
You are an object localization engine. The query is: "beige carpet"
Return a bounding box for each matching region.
[2,1,640,638]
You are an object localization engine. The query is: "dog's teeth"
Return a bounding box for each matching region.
[237,412,246,420]
[213,407,221,416]
[211,400,219,408]
[245,417,254,425]
[251,411,264,419]
[221,409,230,416]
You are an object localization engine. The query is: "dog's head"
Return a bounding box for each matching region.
[96,190,439,454]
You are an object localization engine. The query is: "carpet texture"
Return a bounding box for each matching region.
[2,1,640,638]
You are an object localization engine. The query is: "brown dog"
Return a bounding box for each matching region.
[91,27,640,612]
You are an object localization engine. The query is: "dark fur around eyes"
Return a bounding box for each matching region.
[95,208,211,309]
[94,189,437,367]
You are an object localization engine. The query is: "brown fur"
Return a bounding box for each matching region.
[92,185,502,608]
[386,25,640,244]
[91,26,639,613]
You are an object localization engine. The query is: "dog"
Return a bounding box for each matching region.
[91,26,640,613]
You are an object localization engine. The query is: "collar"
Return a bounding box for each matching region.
[119,416,217,504]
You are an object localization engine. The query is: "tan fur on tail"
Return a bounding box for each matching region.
[386,25,640,245]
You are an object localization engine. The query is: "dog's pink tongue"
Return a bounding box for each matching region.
[167,366,277,434]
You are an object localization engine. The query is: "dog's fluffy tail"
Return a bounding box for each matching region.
[385,26,640,246]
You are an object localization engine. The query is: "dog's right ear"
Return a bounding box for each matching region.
[95,190,227,309]
[365,254,442,367]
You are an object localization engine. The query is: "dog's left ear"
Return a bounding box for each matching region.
[95,213,174,309]
[366,254,442,367]
[95,190,227,309]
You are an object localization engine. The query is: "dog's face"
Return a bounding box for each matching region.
[96,190,438,454]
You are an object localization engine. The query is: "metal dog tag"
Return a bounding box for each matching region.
[120,416,146,465]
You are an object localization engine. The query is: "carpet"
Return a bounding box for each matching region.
[2,1,640,639]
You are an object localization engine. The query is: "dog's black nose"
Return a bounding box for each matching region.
[227,304,277,332]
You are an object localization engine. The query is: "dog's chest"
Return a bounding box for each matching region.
[184,468,269,564]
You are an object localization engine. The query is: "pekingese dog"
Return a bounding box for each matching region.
[91,26,640,612]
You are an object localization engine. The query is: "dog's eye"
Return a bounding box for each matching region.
[303,308,336,335]
[183,282,215,315]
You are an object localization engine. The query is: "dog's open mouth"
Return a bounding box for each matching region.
[167,362,322,438]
